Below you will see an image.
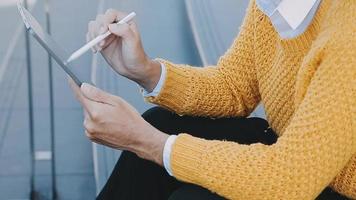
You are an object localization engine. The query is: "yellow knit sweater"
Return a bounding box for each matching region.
[146,0,356,199]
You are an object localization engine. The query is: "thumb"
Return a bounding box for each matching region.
[80,83,117,106]
[108,23,135,41]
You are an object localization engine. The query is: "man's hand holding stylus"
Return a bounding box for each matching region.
[87,9,161,92]
[68,79,168,166]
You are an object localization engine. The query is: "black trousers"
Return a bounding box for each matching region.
[97,107,349,200]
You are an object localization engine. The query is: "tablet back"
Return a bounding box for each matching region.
[17,3,83,86]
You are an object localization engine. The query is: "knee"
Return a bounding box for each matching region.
[142,107,171,123]
[169,185,226,200]
[142,107,176,132]
[142,106,166,119]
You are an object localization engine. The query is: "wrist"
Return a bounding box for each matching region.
[137,58,161,92]
[133,125,169,166]
[150,130,169,166]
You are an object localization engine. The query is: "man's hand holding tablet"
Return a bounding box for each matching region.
[68,79,168,166]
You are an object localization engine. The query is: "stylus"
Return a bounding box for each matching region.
[67,12,136,63]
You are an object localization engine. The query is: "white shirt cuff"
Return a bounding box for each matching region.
[163,135,177,176]
[142,62,166,97]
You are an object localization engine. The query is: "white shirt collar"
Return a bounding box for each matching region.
[256,0,321,39]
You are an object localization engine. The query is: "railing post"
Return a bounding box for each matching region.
[44,0,57,199]
[23,0,36,199]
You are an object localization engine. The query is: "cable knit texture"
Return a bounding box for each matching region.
[145,0,356,199]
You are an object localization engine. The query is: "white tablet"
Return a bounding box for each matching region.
[17,3,83,86]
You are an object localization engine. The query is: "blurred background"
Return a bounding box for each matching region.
[0,0,262,199]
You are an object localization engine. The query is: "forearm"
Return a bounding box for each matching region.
[145,61,259,118]
[170,129,354,200]
[143,1,260,117]
[168,50,356,199]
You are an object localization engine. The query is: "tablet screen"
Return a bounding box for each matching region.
[18,3,84,86]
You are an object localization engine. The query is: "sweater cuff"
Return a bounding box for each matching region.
[163,135,177,176]
[171,134,209,184]
[141,62,166,97]
[144,59,191,111]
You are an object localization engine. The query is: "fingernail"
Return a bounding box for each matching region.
[99,26,106,34]
[108,24,115,30]
[99,41,105,47]
[81,83,91,93]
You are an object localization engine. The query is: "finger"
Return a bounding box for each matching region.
[68,78,95,112]
[91,30,101,53]
[80,83,117,106]
[88,20,98,40]
[88,20,109,52]
[84,129,107,147]
[96,10,128,50]
[91,10,133,52]
[86,134,120,149]
[108,23,135,41]
[102,9,127,26]
[88,20,100,52]
[114,10,130,23]
[128,22,140,37]
[68,77,84,102]
[86,32,91,44]
[96,14,109,36]
[85,130,95,141]
[83,108,89,118]
[98,34,116,50]
[86,32,96,53]
[97,10,127,36]
[95,14,105,24]
[94,25,110,52]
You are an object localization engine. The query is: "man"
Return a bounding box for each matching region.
[69,0,356,199]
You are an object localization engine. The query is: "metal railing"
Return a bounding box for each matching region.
[0,0,57,199]
[23,1,36,199]
[25,0,57,199]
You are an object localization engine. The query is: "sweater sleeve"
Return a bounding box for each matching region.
[145,1,260,118]
[169,42,356,199]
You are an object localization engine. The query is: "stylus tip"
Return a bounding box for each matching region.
[66,57,73,64]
